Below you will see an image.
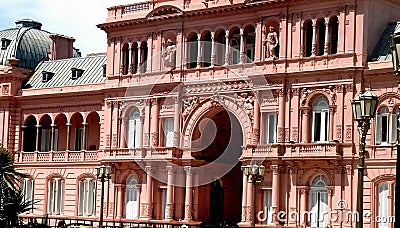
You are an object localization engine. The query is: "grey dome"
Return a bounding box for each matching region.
[0,19,80,70]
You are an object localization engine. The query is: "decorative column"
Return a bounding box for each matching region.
[128,43,133,74]
[144,100,151,147]
[278,89,286,143]
[210,32,216,67]
[193,170,200,221]
[20,125,26,152]
[141,166,153,219]
[327,188,334,228]
[253,94,260,144]
[301,107,311,142]
[183,37,188,69]
[224,30,230,65]
[140,116,145,148]
[271,165,280,223]
[173,96,181,147]
[50,124,56,151]
[150,99,159,147]
[311,20,317,56]
[241,171,248,222]
[299,189,308,227]
[116,184,123,219]
[66,123,71,151]
[136,185,142,219]
[246,177,253,222]
[196,34,202,68]
[82,122,88,150]
[255,18,263,61]
[329,106,335,142]
[184,166,193,221]
[165,166,175,220]
[324,21,330,55]
[239,28,245,64]
[35,125,41,151]
[120,117,128,148]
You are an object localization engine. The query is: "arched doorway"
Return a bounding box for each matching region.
[192,108,243,226]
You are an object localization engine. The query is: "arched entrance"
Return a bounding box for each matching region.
[192,108,243,226]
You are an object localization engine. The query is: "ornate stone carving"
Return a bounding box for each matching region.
[193,204,199,221]
[336,125,342,141]
[278,127,285,143]
[144,133,150,146]
[300,88,310,106]
[345,125,352,141]
[185,204,192,220]
[237,92,254,123]
[285,128,290,142]
[141,203,152,218]
[292,127,298,142]
[253,128,260,144]
[182,96,204,119]
[173,131,180,147]
[165,203,174,219]
[2,85,9,95]
[151,132,158,146]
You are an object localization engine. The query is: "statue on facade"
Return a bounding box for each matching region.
[264,26,279,59]
[163,39,176,69]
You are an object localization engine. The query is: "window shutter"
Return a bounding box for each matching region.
[376,115,382,144]
[53,129,59,151]
[134,119,141,148]
[391,114,398,143]
[78,181,84,215]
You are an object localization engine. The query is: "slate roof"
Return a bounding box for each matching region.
[369,22,400,62]
[0,19,81,69]
[24,55,106,89]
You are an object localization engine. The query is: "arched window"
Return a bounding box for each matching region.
[312,96,329,142]
[317,19,326,56]
[128,109,141,148]
[202,31,212,67]
[244,25,255,62]
[309,175,328,228]
[376,107,397,144]
[187,33,198,69]
[48,178,64,215]
[163,117,174,147]
[78,177,96,216]
[329,16,339,54]
[378,182,389,228]
[140,41,148,73]
[303,20,313,57]
[125,175,139,219]
[122,44,129,75]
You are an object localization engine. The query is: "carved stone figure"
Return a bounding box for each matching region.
[163,39,176,69]
[264,26,279,59]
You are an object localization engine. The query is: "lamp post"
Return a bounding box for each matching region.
[95,165,111,228]
[351,90,378,228]
[242,164,266,228]
[390,31,400,228]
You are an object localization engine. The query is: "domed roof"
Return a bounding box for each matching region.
[0,19,80,69]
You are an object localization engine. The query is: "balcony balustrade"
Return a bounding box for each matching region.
[15,150,99,163]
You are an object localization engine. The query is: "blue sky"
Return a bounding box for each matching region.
[0,0,138,55]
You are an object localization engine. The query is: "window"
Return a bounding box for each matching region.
[163,118,174,147]
[376,107,398,144]
[303,20,313,57]
[40,128,51,152]
[21,178,34,212]
[102,64,106,77]
[329,16,339,54]
[71,68,84,80]
[1,38,11,50]
[188,34,198,69]
[48,178,64,215]
[78,178,96,216]
[312,96,329,142]
[128,109,141,148]
[262,189,273,225]
[378,182,389,228]
[161,188,167,219]
[53,128,59,151]
[42,71,54,82]
[75,128,84,151]
[309,175,328,228]
[263,113,277,144]
[231,37,240,64]
[125,175,138,219]
[122,44,129,75]
[317,19,326,56]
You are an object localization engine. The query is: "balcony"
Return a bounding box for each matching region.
[103,148,146,160]
[15,150,98,163]
[243,144,283,159]
[284,143,341,158]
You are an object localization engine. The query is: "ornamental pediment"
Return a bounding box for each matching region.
[146,5,183,19]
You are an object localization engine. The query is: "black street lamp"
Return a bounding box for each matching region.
[351,90,378,228]
[242,164,265,228]
[390,30,400,228]
[95,165,111,228]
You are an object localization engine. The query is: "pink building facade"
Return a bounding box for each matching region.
[1,0,400,227]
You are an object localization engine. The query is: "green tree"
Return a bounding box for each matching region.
[0,143,30,227]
